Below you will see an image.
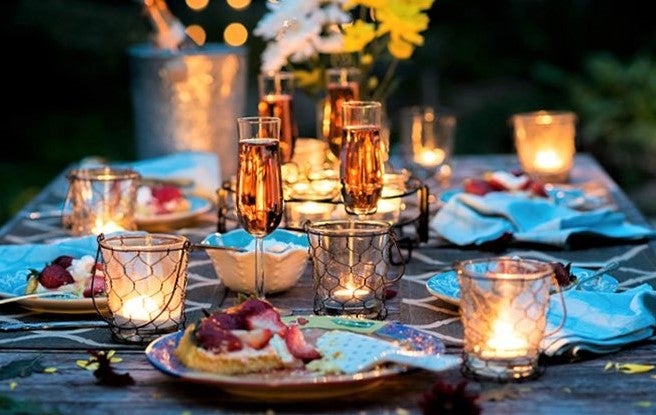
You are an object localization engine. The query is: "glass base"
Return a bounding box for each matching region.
[109,323,180,344]
[461,354,543,382]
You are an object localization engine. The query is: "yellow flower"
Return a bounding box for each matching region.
[376,1,430,52]
[343,20,377,52]
[344,0,388,8]
[388,37,414,59]
[293,68,324,90]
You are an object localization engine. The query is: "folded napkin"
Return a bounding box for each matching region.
[541,284,656,357]
[430,192,655,247]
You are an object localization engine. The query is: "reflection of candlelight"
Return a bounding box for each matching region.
[414,148,446,168]
[533,149,565,172]
[92,219,125,235]
[481,317,529,359]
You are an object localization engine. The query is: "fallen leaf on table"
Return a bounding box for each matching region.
[0,356,46,380]
[604,362,655,374]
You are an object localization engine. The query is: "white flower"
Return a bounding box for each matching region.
[254,0,351,72]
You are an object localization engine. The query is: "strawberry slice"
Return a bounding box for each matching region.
[462,178,495,196]
[195,320,243,352]
[83,275,106,298]
[209,312,245,330]
[39,264,75,289]
[233,329,273,350]
[245,308,288,337]
[284,325,321,361]
[151,185,184,203]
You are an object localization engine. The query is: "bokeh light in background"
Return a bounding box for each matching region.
[185,0,209,11]
[185,24,206,46]
[223,22,248,47]
[227,0,251,10]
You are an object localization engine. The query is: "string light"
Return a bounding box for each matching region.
[224,22,248,46]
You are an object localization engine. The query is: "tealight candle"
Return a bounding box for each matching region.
[457,257,566,381]
[66,167,141,236]
[511,111,577,183]
[480,313,530,359]
[98,233,190,343]
[306,220,404,320]
[414,148,446,168]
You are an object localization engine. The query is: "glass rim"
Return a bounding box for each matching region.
[237,116,281,124]
[341,100,382,109]
[97,232,190,252]
[67,167,141,181]
[304,219,391,237]
[510,110,577,122]
[258,71,294,79]
[456,257,554,281]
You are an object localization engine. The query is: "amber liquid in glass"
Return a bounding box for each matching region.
[236,138,284,236]
[258,94,297,164]
[325,82,359,159]
[340,125,384,215]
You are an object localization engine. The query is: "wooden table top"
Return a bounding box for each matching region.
[1,153,655,415]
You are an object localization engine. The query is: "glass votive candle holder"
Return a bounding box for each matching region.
[456,257,564,382]
[95,232,190,343]
[510,110,577,183]
[400,106,456,173]
[65,167,141,235]
[305,220,404,319]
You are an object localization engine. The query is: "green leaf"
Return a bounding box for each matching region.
[0,357,46,380]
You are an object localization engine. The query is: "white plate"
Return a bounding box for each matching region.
[145,315,457,401]
[426,266,619,306]
[135,195,213,228]
[0,236,107,314]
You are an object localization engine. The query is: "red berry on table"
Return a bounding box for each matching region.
[39,264,75,289]
[462,178,495,196]
[151,185,183,203]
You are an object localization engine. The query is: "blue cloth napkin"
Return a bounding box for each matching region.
[542,284,656,357]
[430,192,655,247]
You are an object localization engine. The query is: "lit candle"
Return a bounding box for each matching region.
[333,282,372,303]
[117,295,163,326]
[480,312,529,359]
[414,148,446,168]
[533,149,565,172]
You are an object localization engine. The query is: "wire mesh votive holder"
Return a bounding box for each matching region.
[94,232,190,344]
[305,220,405,320]
[456,257,566,382]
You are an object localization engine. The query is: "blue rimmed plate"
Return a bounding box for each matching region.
[145,315,459,401]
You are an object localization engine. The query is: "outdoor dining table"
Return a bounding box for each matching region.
[0,153,654,415]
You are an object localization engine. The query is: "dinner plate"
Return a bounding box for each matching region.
[135,195,213,228]
[145,315,454,401]
[0,236,107,314]
[426,266,619,306]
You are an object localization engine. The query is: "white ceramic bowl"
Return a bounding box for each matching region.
[200,229,310,294]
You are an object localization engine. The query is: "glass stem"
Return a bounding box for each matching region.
[254,236,265,299]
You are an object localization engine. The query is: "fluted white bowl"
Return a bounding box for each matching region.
[200,229,309,294]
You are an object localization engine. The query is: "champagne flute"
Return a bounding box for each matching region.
[321,67,361,160]
[236,116,284,301]
[257,71,298,164]
[340,101,384,217]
